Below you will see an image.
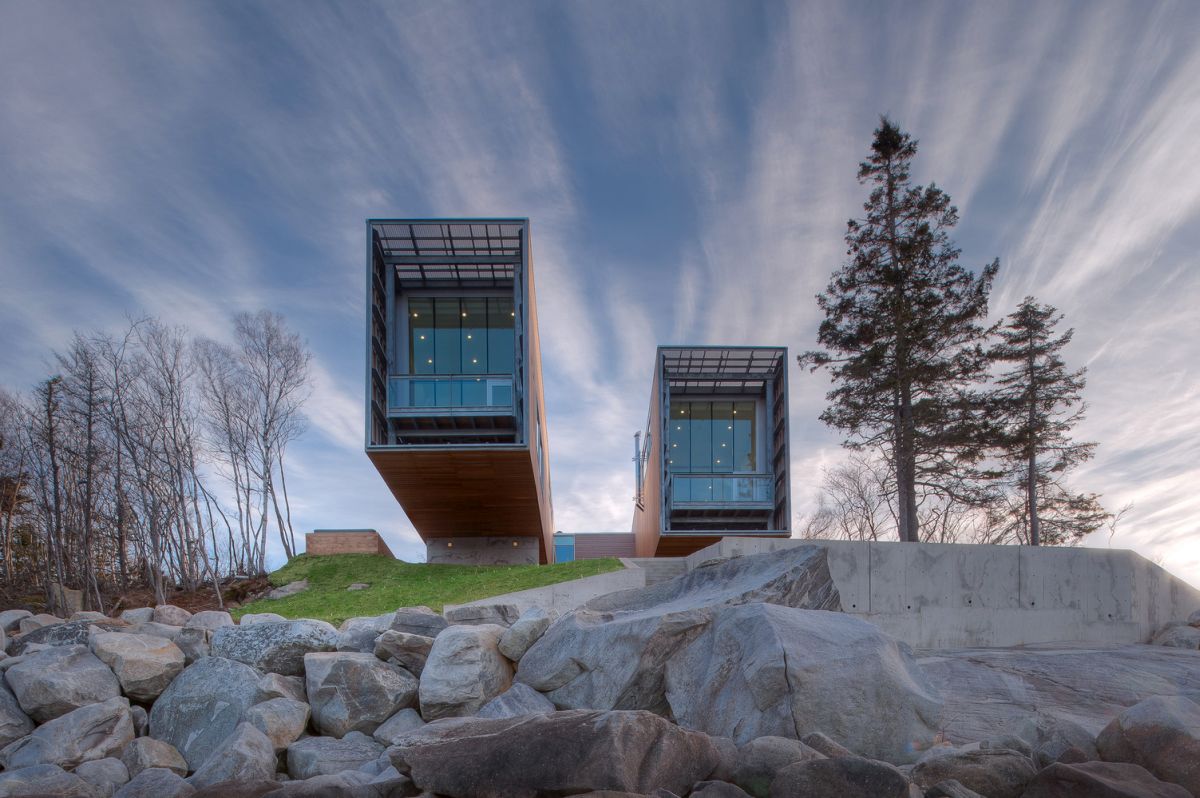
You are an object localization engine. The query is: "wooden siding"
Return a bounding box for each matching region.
[523,235,555,560]
[574,533,637,559]
[306,530,395,558]
[367,447,552,563]
[654,532,790,558]
[631,365,664,557]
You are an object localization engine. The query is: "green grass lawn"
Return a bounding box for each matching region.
[231,554,625,626]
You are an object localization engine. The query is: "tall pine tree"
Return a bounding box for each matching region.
[800,118,998,542]
[987,297,1109,545]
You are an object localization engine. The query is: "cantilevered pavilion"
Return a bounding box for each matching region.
[365,219,553,564]
[631,346,791,557]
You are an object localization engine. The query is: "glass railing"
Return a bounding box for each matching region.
[388,375,514,411]
[670,473,773,504]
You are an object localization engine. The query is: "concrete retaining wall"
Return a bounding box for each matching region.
[687,537,1200,649]
[426,536,540,565]
[443,565,646,616]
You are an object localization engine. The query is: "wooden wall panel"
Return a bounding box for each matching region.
[631,366,663,557]
[574,533,637,559]
[523,236,555,563]
[654,532,791,558]
[367,447,551,563]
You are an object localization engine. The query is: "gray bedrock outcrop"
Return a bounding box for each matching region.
[389,709,724,798]
[516,545,842,715]
[919,643,1200,744]
[665,602,943,762]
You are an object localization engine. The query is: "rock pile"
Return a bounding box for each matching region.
[0,546,1195,798]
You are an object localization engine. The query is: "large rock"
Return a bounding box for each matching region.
[149,656,266,769]
[0,609,33,632]
[1021,761,1191,798]
[267,579,308,599]
[1010,713,1099,768]
[419,624,512,720]
[0,680,35,747]
[910,747,1037,798]
[445,603,521,627]
[246,697,311,752]
[335,613,393,653]
[1151,626,1200,649]
[0,696,133,770]
[287,731,385,779]
[122,736,188,777]
[90,632,186,701]
[119,608,154,625]
[174,627,212,665]
[115,767,195,798]
[517,546,840,714]
[498,606,553,661]
[5,644,122,721]
[153,605,193,626]
[305,651,418,737]
[1096,695,1200,795]
[373,630,434,675]
[187,721,276,789]
[211,619,338,675]
[8,617,127,656]
[390,606,448,638]
[477,682,557,719]
[372,708,426,746]
[75,757,131,798]
[0,764,98,797]
[184,611,234,631]
[391,709,722,797]
[239,612,287,625]
[18,612,63,634]
[131,620,183,641]
[731,736,825,798]
[259,672,307,702]
[665,604,941,763]
[769,756,911,798]
[919,644,1200,744]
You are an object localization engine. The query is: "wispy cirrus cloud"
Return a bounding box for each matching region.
[1,1,1197,582]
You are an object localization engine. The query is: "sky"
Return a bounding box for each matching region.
[1,1,1198,586]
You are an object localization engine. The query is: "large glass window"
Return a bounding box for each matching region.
[669,400,757,474]
[407,296,515,375]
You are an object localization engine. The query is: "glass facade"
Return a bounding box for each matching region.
[668,400,764,503]
[398,296,515,409]
[668,400,756,473]
[408,296,514,375]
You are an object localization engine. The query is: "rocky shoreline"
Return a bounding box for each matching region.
[0,545,1196,797]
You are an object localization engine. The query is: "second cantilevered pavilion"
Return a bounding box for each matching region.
[631,346,791,557]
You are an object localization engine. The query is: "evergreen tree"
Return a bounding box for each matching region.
[987,297,1109,545]
[800,118,998,542]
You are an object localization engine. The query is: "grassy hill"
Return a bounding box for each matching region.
[231,554,624,626]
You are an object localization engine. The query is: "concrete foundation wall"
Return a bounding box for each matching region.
[444,565,647,615]
[686,537,1200,649]
[426,536,540,565]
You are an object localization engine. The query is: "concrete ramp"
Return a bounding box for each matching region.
[687,538,1200,649]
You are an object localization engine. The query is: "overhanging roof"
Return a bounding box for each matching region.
[370,219,526,287]
[659,346,787,393]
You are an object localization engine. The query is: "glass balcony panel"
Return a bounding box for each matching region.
[671,474,773,505]
[388,376,514,411]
